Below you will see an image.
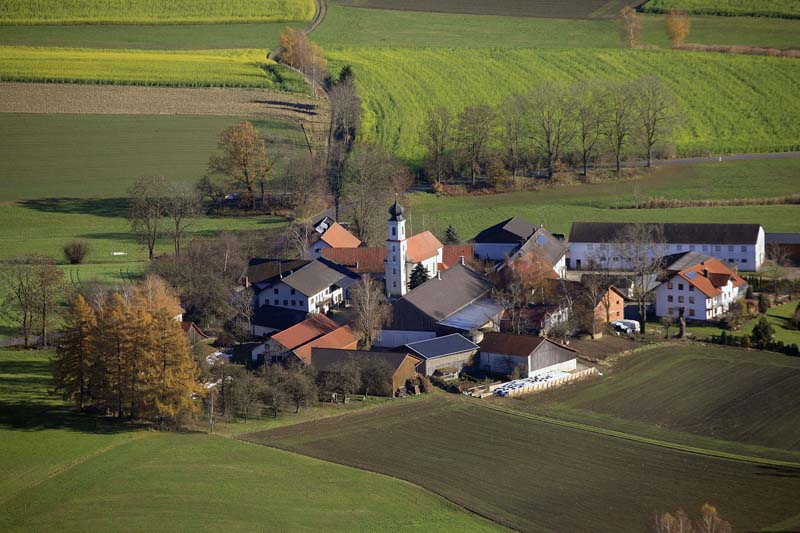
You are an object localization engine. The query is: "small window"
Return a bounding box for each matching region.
[668,295,674,302]
[689,309,695,317]
[740,245,746,252]
[392,227,396,236]
[677,244,683,251]
[689,297,695,304]
[678,284,684,290]
[742,259,748,263]
[273,299,278,305]
[393,281,396,288]
[667,282,673,289]
[678,296,684,303]
[702,245,708,251]
[283,300,288,306]
[715,245,721,252]
[728,245,734,252]
[290,289,296,295]
[291,300,296,306]
[667,307,673,315]
[689,286,695,292]
[273,288,278,295]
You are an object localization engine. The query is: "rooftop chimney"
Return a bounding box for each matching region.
[702,268,709,278]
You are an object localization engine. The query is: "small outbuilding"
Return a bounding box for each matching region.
[405,334,479,376]
[479,332,577,378]
[310,348,422,395]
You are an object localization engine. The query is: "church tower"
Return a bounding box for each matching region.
[385,198,408,298]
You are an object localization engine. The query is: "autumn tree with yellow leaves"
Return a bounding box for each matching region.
[53,276,201,427]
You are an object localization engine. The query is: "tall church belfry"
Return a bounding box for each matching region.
[385,198,408,297]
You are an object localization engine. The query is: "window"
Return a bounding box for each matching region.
[689,297,695,304]
[667,282,673,289]
[393,281,396,288]
[728,245,734,252]
[742,259,748,263]
[291,300,296,306]
[689,309,695,317]
[393,268,396,275]
[290,289,296,295]
[689,286,694,292]
[678,283,684,290]
[667,307,674,315]
[283,300,288,306]
[702,245,708,252]
[273,299,278,305]
[678,296,684,303]
[715,245,721,252]
[668,295,674,302]
[392,227,396,236]
[273,288,278,295]
[677,244,683,251]
[740,245,746,252]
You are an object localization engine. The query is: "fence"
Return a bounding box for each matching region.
[490,367,599,398]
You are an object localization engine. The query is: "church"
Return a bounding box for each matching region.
[385,199,445,298]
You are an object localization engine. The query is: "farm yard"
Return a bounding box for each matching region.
[0,0,316,24]
[251,392,800,532]
[328,48,800,162]
[0,349,497,532]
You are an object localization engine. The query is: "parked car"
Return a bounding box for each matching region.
[611,320,640,334]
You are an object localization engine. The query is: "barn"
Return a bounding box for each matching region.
[479,332,577,378]
[405,334,479,377]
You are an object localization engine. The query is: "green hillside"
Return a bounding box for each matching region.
[641,0,800,19]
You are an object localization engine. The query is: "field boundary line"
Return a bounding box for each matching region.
[475,400,800,469]
[0,430,153,507]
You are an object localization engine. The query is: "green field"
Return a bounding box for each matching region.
[328,48,800,162]
[684,301,800,346]
[313,5,800,49]
[503,344,800,454]
[332,0,634,19]
[0,47,309,92]
[0,349,499,531]
[0,0,315,24]
[405,159,800,238]
[641,0,800,19]
[252,392,800,532]
[0,22,304,50]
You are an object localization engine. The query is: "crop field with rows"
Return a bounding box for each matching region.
[328,47,800,162]
[641,0,800,19]
[0,0,315,24]
[0,47,309,92]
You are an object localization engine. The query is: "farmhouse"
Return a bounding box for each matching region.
[568,222,765,271]
[252,305,309,337]
[309,221,362,259]
[405,334,479,377]
[310,348,422,395]
[250,258,359,314]
[377,263,503,347]
[473,216,537,261]
[256,313,340,361]
[654,257,747,321]
[478,332,577,378]
[290,325,359,364]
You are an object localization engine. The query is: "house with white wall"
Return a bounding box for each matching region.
[309,221,362,259]
[654,257,747,321]
[568,222,765,271]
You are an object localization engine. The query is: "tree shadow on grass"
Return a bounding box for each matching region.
[755,464,800,478]
[19,198,130,218]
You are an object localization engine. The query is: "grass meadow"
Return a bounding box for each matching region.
[0,47,309,92]
[328,48,800,162]
[641,0,800,18]
[252,390,800,532]
[683,301,800,346]
[315,5,800,49]
[0,349,499,532]
[502,344,800,455]
[331,0,633,19]
[0,0,315,25]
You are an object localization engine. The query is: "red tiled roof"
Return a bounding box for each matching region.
[480,331,575,356]
[442,245,474,268]
[271,314,338,351]
[292,326,360,363]
[676,258,746,298]
[322,247,386,273]
[406,231,442,262]
[320,222,362,249]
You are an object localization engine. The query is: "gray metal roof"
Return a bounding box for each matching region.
[281,258,358,296]
[665,251,715,272]
[436,298,505,331]
[512,226,567,266]
[401,264,493,322]
[473,217,536,244]
[405,333,479,360]
[766,232,800,245]
[569,222,762,245]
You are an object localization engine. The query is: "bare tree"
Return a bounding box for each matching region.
[327,72,362,217]
[343,142,409,245]
[498,94,528,179]
[603,81,635,175]
[665,10,691,46]
[526,82,575,180]
[456,105,496,186]
[620,6,641,48]
[165,183,201,256]
[349,275,392,349]
[420,106,454,185]
[286,221,315,260]
[196,175,225,209]
[0,257,38,347]
[630,76,677,168]
[279,28,328,93]
[284,361,318,413]
[209,121,271,210]
[32,256,65,347]
[613,223,666,335]
[282,155,326,221]
[572,81,607,177]
[129,175,168,260]
[579,273,613,339]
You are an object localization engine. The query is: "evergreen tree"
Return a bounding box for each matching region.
[443,224,460,245]
[53,295,96,410]
[408,263,430,291]
[758,293,769,314]
[751,317,774,348]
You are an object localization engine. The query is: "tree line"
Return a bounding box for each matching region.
[420,76,679,187]
[52,276,201,426]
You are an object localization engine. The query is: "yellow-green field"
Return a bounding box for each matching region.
[327,47,800,162]
[0,0,316,25]
[0,47,308,91]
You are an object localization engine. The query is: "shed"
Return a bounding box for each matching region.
[405,334,479,376]
[479,332,577,378]
[310,348,422,394]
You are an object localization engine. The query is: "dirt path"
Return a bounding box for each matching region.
[269,0,327,60]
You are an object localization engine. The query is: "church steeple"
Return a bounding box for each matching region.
[386,197,408,298]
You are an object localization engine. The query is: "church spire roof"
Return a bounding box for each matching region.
[389,196,404,222]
